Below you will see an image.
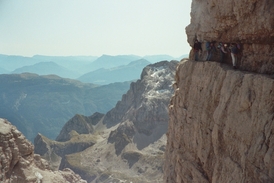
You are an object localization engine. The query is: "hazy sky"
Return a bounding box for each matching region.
[0,0,192,57]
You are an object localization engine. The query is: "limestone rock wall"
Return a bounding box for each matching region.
[186,0,274,74]
[164,60,274,182]
[0,118,86,183]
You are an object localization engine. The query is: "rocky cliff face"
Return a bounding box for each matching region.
[164,60,274,182]
[164,1,274,182]
[34,60,178,182]
[0,118,86,183]
[186,0,274,74]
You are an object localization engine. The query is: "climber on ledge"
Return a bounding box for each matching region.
[193,39,202,61]
[229,43,240,69]
[206,41,216,61]
[218,42,228,63]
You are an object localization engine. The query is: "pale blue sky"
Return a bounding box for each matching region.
[0,0,192,57]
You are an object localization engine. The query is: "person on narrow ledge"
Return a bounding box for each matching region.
[206,41,216,61]
[218,42,228,63]
[193,39,202,61]
[229,43,239,69]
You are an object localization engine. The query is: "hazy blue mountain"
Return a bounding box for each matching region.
[0,67,9,74]
[82,54,142,73]
[142,54,190,63]
[78,59,150,85]
[176,54,189,61]
[0,73,131,141]
[32,55,98,74]
[12,61,81,79]
[0,54,98,76]
[142,54,175,63]
[0,53,189,82]
[0,54,42,71]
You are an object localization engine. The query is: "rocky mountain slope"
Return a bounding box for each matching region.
[0,118,87,183]
[164,0,274,182]
[34,60,178,183]
[0,73,130,141]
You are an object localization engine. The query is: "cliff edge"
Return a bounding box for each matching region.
[164,60,274,182]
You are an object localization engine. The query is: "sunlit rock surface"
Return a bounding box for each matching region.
[164,60,274,182]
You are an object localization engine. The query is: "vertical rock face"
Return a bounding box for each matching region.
[164,60,274,182]
[0,118,87,183]
[170,3,274,181]
[186,0,274,74]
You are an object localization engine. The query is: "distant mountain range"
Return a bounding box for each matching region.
[143,54,176,63]
[0,53,188,141]
[82,54,142,73]
[0,54,188,83]
[0,73,131,141]
[78,59,151,85]
[12,61,80,79]
[0,67,9,74]
[0,54,98,72]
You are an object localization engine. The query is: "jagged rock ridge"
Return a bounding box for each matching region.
[0,118,87,183]
[34,60,178,183]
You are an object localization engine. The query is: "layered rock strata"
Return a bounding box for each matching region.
[164,60,274,182]
[0,118,86,183]
[186,0,274,74]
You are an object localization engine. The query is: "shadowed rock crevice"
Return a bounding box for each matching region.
[121,151,143,168]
